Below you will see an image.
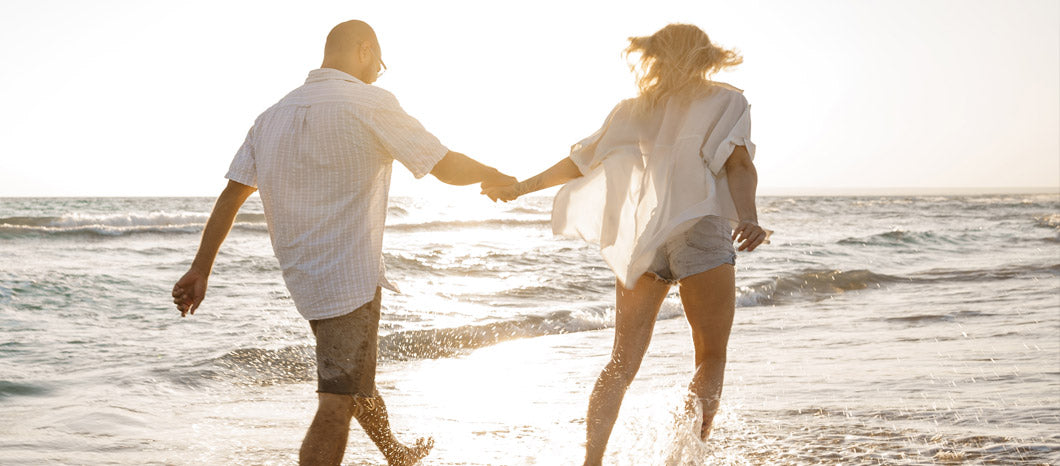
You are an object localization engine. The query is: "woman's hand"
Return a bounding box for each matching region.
[732,220,769,252]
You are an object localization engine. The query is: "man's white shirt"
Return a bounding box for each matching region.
[226,68,448,320]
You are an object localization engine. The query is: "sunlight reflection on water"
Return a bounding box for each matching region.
[1,194,1057,464]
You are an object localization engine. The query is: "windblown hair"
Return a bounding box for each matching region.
[626,24,742,113]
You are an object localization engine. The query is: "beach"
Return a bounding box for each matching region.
[1,193,1058,465]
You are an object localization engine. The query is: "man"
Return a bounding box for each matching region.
[171,20,514,466]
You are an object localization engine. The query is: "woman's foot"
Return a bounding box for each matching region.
[685,394,717,440]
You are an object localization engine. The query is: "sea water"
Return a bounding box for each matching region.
[0,193,1057,465]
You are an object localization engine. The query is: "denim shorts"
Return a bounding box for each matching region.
[308,288,381,396]
[646,215,736,283]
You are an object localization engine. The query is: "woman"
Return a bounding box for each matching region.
[484,24,768,464]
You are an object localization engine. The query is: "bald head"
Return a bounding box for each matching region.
[322,20,383,83]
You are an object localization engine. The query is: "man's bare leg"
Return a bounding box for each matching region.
[352,393,433,466]
[300,392,432,466]
[300,393,357,466]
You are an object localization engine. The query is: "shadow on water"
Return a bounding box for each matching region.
[0,380,51,400]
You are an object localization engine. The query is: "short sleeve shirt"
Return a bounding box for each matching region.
[226,68,448,320]
[553,84,754,288]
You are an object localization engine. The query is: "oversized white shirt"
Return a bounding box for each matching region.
[552,84,754,288]
[226,68,448,320]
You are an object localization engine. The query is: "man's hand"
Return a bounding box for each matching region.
[732,220,770,252]
[172,268,208,317]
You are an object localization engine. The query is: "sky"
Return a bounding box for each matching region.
[0,0,1057,197]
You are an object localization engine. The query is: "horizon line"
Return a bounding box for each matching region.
[1,186,1058,199]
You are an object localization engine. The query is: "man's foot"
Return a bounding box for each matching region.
[699,418,713,440]
[384,437,434,466]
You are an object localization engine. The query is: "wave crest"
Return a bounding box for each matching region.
[0,213,549,237]
[212,346,316,384]
[0,212,267,237]
[838,230,945,246]
[387,218,550,232]
[207,308,614,384]
[737,269,902,306]
[736,263,1058,306]
[379,309,611,360]
[1034,214,1060,230]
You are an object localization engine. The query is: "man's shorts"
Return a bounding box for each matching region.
[647,215,736,284]
[308,288,381,396]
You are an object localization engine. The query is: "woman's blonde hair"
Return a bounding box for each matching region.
[626,23,742,112]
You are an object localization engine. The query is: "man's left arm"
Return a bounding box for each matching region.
[172,180,257,317]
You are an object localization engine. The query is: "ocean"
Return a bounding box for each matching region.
[0,192,1057,465]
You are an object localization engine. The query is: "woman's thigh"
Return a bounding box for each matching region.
[611,274,671,361]
[678,264,736,353]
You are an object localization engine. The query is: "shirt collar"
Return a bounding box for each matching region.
[305,68,365,85]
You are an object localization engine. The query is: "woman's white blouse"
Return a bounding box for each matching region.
[552,85,754,288]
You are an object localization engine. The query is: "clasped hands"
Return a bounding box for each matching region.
[480,172,524,203]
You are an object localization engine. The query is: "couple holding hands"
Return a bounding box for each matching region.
[172,19,767,466]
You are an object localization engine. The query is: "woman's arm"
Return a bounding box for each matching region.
[724,145,768,251]
[483,157,583,202]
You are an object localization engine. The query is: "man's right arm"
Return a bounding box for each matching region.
[366,91,514,188]
[483,157,582,202]
[172,180,257,317]
[430,151,515,188]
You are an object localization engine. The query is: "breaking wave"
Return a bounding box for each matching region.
[208,307,615,384]
[837,230,950,246]
[735,263,1058,306]
[0,212,267,237]
[386,218,550,232]
[736,269,903,306]
[200,260,1057,384]
[1034,214,1060,230]
[0,213,549,237]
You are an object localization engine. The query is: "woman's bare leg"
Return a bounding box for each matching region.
[583,274,671,466]
[677,264,736,439]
